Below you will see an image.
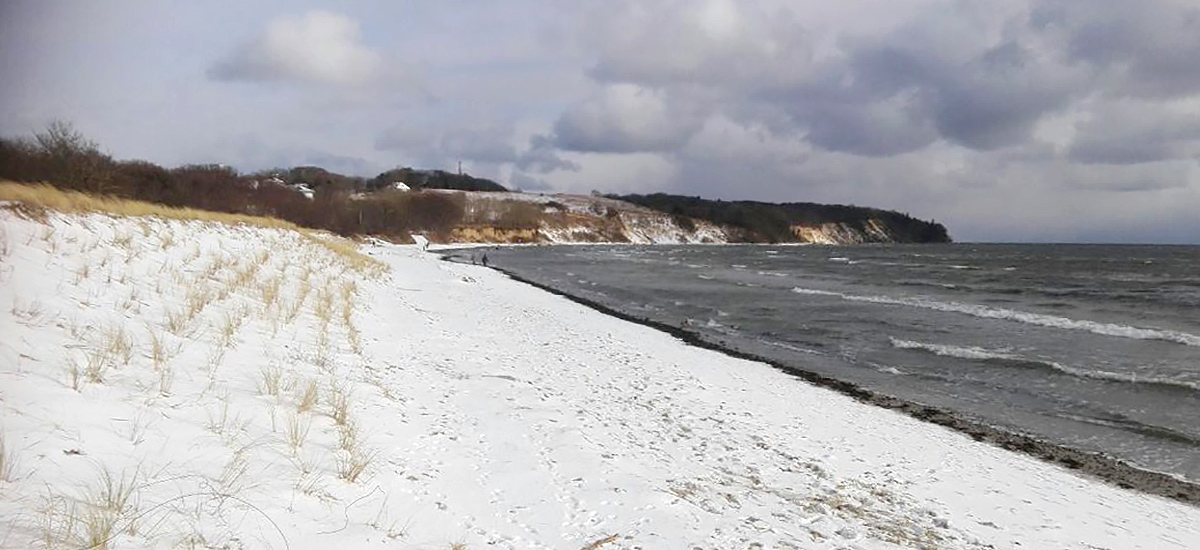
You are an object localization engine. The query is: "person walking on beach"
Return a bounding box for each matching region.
[482,254,489,267]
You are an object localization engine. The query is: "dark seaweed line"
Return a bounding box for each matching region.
[470,259,1200,507]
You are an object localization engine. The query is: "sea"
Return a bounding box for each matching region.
[459,243,1200,484]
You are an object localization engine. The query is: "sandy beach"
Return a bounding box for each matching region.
[2,210,1198,549]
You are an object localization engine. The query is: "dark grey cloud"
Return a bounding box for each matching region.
[790,9,1082,152]
[796,100,936,156]
[515,135,580,173]
[553,1,1086,157]
[554,0,1200,164]
[1068,104,1200,165]
[1035,0,1200,98]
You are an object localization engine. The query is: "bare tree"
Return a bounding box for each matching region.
[33,121,114,194]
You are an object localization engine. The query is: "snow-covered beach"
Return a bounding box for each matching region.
[2,209,1199,549]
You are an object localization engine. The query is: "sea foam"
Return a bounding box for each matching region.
[889,338,1200,393]
[794,287,1200,347]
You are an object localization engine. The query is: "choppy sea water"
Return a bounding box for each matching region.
[460,244,1200,483]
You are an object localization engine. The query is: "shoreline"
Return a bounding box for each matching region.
[475,260,1200,507]
[5,207,1198,549]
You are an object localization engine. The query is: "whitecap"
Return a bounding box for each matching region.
[794,287,1200,347]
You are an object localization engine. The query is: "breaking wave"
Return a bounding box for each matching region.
[793,287,1200,347]
[889,338,1200,394]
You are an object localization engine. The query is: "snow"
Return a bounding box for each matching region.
[2,209,1199,549]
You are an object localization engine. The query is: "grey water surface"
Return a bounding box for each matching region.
[463,244,1200,483]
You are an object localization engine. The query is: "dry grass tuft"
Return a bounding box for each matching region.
[0,429,17,482]
[347,325,363,355]
[38,492,80,549]
[163,310,185,336]
[10,298,45,325]
[82,468,138,550]
[580,534,620,550]
[260,275,282,309]
[156,363,175,396]
[258,365,283,397]
[295,378,319,413]
[83,347,112,384]
[327,382,352,426]
[185,288,213,322]
[219,310,245,349]
[284,412,312,452]
[335,448,377,483]
[146,329,171,371]
[65,355,83,391]
[336,419,360,453]
[105,326,134,366]
[205,399,246,444]
[314,287,334,324]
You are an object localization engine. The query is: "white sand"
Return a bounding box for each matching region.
[1,210,1197,549]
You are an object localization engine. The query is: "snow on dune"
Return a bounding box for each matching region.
[1,209,1198,549]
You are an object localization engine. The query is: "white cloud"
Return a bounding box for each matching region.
[541,151,680,195]
[553,84,707,153]
[587,0,815,89]
[209,11,384,87]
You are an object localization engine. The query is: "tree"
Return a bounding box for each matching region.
[33,121,114,194]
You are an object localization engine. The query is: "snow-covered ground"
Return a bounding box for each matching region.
[1,210,1198,549]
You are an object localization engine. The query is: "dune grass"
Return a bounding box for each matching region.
[0,429,17,482]
[0,181,384,274]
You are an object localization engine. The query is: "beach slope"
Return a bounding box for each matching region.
[0,209,1196,549]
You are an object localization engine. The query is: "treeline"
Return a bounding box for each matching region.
[0,122,510,241]
[613,193,951,243]
[367,168,508,192]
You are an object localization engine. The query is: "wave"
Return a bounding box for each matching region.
[889,338,1200,394]
[1052,412,1200,446]
[793,287,1200,347]
[889,338,1018,361]
[760,339,825,355]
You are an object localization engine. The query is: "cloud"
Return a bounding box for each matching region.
[209,11,384,87]
[1067,100,1200,165]
[376,121,520,167]
[558,1,1104,157]
[553,84,707,153]
[516,134,581,174]
[8,0,1200,243]
[509,171,555,191]
[1036,0,1200,99]
[586,0,814,90]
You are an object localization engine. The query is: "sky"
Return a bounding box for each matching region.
[2,0,1200,243]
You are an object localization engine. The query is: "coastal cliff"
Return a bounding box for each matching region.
[433,191,950,245]
[614,192,951,244]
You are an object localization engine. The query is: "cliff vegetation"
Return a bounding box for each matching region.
[0,122,948,244]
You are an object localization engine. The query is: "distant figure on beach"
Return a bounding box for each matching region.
[482,254,489,267]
